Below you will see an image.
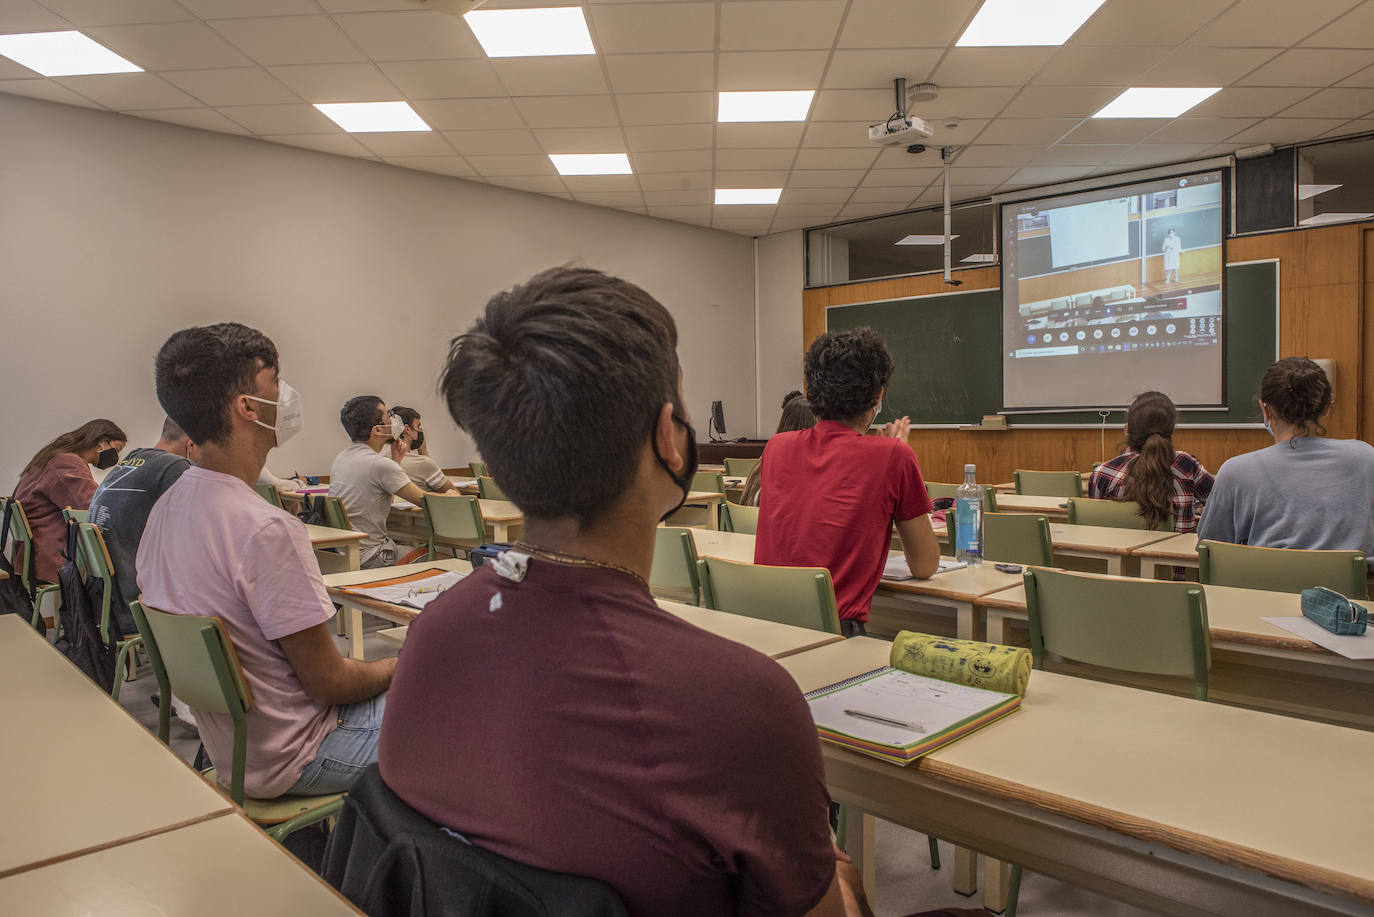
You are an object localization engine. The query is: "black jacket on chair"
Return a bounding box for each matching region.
[321,764,627,917]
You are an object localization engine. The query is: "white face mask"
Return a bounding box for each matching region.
[246,381,304,448]
[390,414,404,439]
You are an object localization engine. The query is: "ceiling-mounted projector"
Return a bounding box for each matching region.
[868,115,934,146]
[413,0,487,15]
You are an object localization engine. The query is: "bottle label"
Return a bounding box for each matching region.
[955,497,981,554]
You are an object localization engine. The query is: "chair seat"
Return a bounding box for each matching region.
[202,767,344,824]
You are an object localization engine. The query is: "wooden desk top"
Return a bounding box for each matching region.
[1048,523,1175,555]
[0,617,234,877]
[0,813,362,915]
[879,555,1025,602]
[685,490,725,502]
[303,524,366,547]
[655,598,846,659]
[992,493,1070,515]
[1130,531,1200,561]
[324,557,469,590]
[389,498,523,523]
[778,637,1374,905]
[689,528,755,563]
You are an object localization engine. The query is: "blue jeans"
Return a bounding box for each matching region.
[288,692,387,795]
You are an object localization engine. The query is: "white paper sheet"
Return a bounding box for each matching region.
[808,668,1013,746]
[448,476,477,487]
[882,555,967,580]
[392,499,418,510]
[1260,616,1374,660]
[346,571,467,609]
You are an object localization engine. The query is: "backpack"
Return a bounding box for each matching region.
[0,500,40,633]
[297,493,327,527]
[54,520,118,691]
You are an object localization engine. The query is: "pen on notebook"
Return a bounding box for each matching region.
[844,709,925,733]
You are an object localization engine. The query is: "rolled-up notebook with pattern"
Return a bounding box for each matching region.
[890,631,1032,696]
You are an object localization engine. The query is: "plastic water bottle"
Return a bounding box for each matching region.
[954,463,983,566]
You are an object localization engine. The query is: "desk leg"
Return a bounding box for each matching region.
[984,858,1012,913]
[954,846,976,896]
[986,611,1007,645]
[708,501,720,531]
[1104,555,1122,576]
[349,607,365,660]
[343,543,360,572]
[491,522,509,543]
[843,808,875,904]
[955,600,973,641]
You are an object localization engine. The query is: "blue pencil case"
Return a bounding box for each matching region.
[1301,587,1368,636]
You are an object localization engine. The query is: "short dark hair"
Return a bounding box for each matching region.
[803,328,894,421]
[390,405,420,428]
[341,395,384,442]
[781,389,803,411]
[1260,357,1332,437]
[439,266,679,527]
[160,417,188,442]
[155,323,279,447]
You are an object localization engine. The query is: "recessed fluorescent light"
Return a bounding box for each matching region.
[960,253,998,262]
[1298,183,1342,201]
[1092,87,1220,119]
[715,188,781,205]
[897,234,959,245]
[956,0,1107,46]
[0,30,141,76]
[718,90,815,123]
[549,153,632,175]
[314,101,430,133]
[1299,212,1374,226]
[463,7,594,58]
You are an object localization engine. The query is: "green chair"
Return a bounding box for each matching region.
[130,600,345,842]
[983,513,1053,567]
[691,470,726,494]
[253,483,284,509]
[696,557,840,634]
[62,508,89,524]
[421,493,485,560]
[1066,497,1171,531]
[469,461,488,478]
[74,523,145,700]
[3,497,63,634]
[1198,540,1368,598]
[317,495,352,531]
[650,527,701,606]
[925,482,998,512]
[476,475,508,501]
[723,457,759,478]
[1013,470,1083,498]
[720,502,759,534]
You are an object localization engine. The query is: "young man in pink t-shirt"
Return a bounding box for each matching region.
[755,328,941,636]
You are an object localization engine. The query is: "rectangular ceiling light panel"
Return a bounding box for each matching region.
[315,101,431,132]
[0,30,141,76]
[956,0,1107,46]
[550,153,632,175]
[463,7,595,57]
[715,188,781,205]
[1093,87,1220,118]
[718,90,815,122]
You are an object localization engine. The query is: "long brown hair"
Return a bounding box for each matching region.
[742,397,818,505]
[1121,392,1176,530]
[21,419,126,478]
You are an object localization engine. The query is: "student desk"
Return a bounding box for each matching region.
[304,523,365,574]
[778,637,1374,916]
[387,498,524,544]
[0,812,363,915]
[323,558,471,659]
[1045,523,1175,575]
[669,490,727,530]
[988,493,1070,519]
[0,616,235,878]
[1131,531,1200,578]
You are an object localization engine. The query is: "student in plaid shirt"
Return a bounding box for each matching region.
[1087,391,1214,534]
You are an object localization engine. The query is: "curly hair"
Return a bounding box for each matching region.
[1259,357,1331,439]
[803,328,894,421]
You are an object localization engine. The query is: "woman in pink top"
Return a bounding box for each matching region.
[13,419,126,583]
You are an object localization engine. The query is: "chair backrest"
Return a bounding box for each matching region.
[1025,567,1210,699]
[468,461,488,478]
[983,513,1053,566]
[253,483,284,509]
[1066,497,1171,531]
[1198,540,1368,598]
[422,493,485,542]
[696,557,840,634]
[1014,470,1083,497]
[4,498,39,591]
[62,508,89,524]
[133,601,254,803]
[650,527,700,605]
[74,523,118,644]
[720,501,759,534]
[476,475,508,501]
[723,457,759,477]
[691,470,725,494]
[925,482,998,512]
[319,495,353,531]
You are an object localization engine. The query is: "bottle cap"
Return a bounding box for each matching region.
[964,463,976,472]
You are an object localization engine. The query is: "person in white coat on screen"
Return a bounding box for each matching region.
[1162,228,1182,284]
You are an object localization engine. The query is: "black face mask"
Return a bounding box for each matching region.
[651,412,699,522]
[411,430,424,450]
[95,447,119,470]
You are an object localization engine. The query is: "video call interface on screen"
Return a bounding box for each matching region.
[1000,169,1226,410]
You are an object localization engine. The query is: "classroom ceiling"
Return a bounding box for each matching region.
[2,0,1374,237]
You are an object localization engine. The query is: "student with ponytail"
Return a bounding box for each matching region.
[1198,357,1374,567]
[1088,391,1213,533]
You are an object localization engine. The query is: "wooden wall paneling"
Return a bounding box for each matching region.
[1363,228,1374,441]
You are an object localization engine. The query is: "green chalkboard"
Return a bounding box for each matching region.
[824,260,1278,425]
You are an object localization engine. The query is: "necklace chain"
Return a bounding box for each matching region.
[512,542,649,590]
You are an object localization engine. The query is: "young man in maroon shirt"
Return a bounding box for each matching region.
[755,328,941,636]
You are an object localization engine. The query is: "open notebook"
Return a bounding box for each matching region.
[882,555,967,580]
[337,568,467,610]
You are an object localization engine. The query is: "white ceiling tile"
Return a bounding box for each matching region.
[177,0,320,16]
[383,155,476,177]
[858,167,941,189]
[413,98,524,130]
[356,131,454,156]
[615,91,714,125]
[647,204,713,219]
[333,10,485,61]
[52,73,200,110]
[1224,118,1353,144]
[1107,143,1213,165]
[791,147,879,169]
[800,121,870,148]
[492,57,609,96]
[711,222,770,236]
[84,22,255,71]
[716,169,790,186]
[1318,118,1374,137]
[486,175,566,193]
[570,190,644,206]
[589,2,715,52]
[0,55,38,79]
[1186,87,1319,118]
[1277,88,1374,119]
[943,165,1016,184]
[467,153,557,176]
[1070,0,1232,45]
[952,144,1043,167]
[1340,64,1374,87]
[713,203,777,219]
[931,48,1058,88]
[1135,47,1280,86]
[637,170,711,191]
[1303,2,1374,47]
[822,49,943,90]
[629,149,713,172]
[534,126,627,153]
[265,132,373,156]
[781,187,856,203]
[604,53,714,93]
[267,63,400,103]
[810,88,890,121]
[318,0,420,10]
[1238,49,1373,87]
[1146,118,1259,143]
[976,118,1080,144]
[137,106,251,134]
[718,51,828,90]
[1028,145,1128,166]
[160,68,300,106]
[216,103,341,134]
[1007,165,1097,185]
[787,170,869,188]
[378,60,506,99]
[1186,0,1363,46]
[1062,118,1171,144]
[846,187,916,203]
[210,16,365,67]
[514,94,620,128]
[38,0,192,26]
[624,122,714,151]
[835,202,906,219]
[1032,46,1172,86]
[775,202,841,217]
[1000,86,1120,119]
[899,117,988,147]
[643,188,713,205]
[0,78,104,107]
[441,128,543,155]
[715,122,805,148]
[910,86,1019,121]
[0,0,69,30]
[837,0,980,48]
[769,216,828,231]
[715,148,797,170]
[720,1,845,50]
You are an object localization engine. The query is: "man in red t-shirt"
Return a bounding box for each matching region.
[755,328,940,636]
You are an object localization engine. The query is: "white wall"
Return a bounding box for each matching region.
[753,229,805,433]
[0,93,757,486]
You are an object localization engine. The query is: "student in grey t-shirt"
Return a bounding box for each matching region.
[1198,358,1374,569]
[328,396,430,568]
[88,417,197,635]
